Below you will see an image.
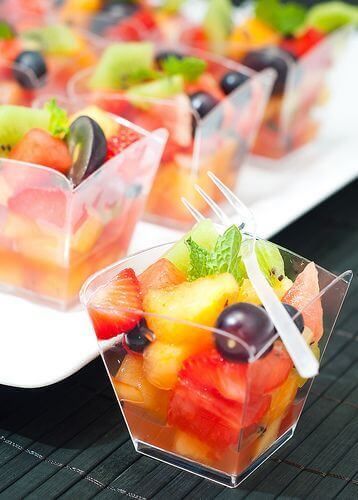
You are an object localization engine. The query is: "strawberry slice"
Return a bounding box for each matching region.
[105,128,140,161]
[8,187,68,228]
[88,268,142,340]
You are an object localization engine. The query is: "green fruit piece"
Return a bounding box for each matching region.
[22,24,80,55]
[0,106,50,157]
[204,0,233,48]
[165,219,219,275]
[127,75,184,108]
[0,20,15,40]
[306,2,358,33]
[89,42,154,90]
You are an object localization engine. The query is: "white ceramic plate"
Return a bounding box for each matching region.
[1,37,357,389]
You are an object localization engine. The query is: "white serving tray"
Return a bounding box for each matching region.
[1,37,356,389]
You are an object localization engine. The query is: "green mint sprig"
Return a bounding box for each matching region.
[185,224,285,285]
[44,99,70,139]
[255,0,307,36]
[161,56,207,83]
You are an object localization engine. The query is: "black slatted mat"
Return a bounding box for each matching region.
[0,181,357,499]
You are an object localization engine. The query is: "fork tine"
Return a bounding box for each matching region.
[194,184,231,225]
[181,197,205,222]
[207,172,252,228]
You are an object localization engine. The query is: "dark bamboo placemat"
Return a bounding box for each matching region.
[0,181,357,499]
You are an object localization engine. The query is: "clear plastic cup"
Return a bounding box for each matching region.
[180,25,351,159]
[68,46,275,228]
[0,110,167,309]
[80,236,352,488]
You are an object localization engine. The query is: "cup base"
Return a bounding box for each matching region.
[133,426,295,489]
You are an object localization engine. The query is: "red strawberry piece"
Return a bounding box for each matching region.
[133,9,157,30]
[105,128,140,161]
[8,187,68,228]
[168,348,271,448]
[88,268,143,340]
[280,28,325,59]
[9,129,72,174]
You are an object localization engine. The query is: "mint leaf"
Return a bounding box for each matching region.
[44,99,70,139]
[210,225,244,282]
[255,0,307,35]
[161,56,207,83]
[185,237,211,281]
[255,239,285,285]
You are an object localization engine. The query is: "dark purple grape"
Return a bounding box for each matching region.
[220,70,249,95]
[155,50,184,68]
[67,116,107,186]
[13,51,47,89]
[215,302,275,362]
[189,91,219,119]
[241,48,294,95]
[124,319,154,353]
[282,303,304,333]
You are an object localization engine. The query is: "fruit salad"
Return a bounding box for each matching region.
[0,100,166,308]
[82,219,351,487]
[180,0,356,158]
[0,20,102,99]
[68,41,274,227]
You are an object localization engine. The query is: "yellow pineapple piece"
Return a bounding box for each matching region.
[112,354,170,421]
[70,106,119,139]
[238,277,293,305]
[3,213,41,240]
[264,370,301,424]
[143,341,198,390]
[71,214,103,254]
[143,273,239,346]
[174,430,215,464]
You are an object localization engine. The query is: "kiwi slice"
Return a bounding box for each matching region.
[89,42,154,91]
[203,0,233,48]
[306,2,358,33]
[126,75,184,107]
[0,106,50,157]
[22,24,79,55]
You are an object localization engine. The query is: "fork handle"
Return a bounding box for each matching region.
[243,252,319,379]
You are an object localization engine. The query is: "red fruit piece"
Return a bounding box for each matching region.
[138,258,185,296]
[168,348,271,448]
[88,268,143,340]
[105,128,140,161]
[280,28,325,59]
[169,378,270,448]
[8,187,68,228]
[134,9,157,30]
[283,261,323,341]
[9,129,72,174]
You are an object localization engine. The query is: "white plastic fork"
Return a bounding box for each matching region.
[182,172,319,379]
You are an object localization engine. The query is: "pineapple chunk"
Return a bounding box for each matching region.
[143,273,239,346]
[174,430,215,464]
[71,214,103,254]
[144,341,197,390]
[112,353,170,421]
[238,277,293,305]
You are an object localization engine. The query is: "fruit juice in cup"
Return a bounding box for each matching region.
[0,19,104,97]
[179,1,354,159]
[81,219,352,487]
[0,99,167,309]
[68,41,274,228]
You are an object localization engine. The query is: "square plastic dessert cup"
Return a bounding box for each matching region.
[67,46,275,229]
[0,112,167,310]
[80,237,352,488]
[181,26,351,159]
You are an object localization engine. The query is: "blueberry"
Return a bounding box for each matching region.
[124,319,154,353]
[215,302,275,362]
[189,91,219,119]
[241,47,295,95]
[13,51,47,89]
[67,116,107,186]
[282,303,305,333]
[220,70,250,95]
[155,50,184,68]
